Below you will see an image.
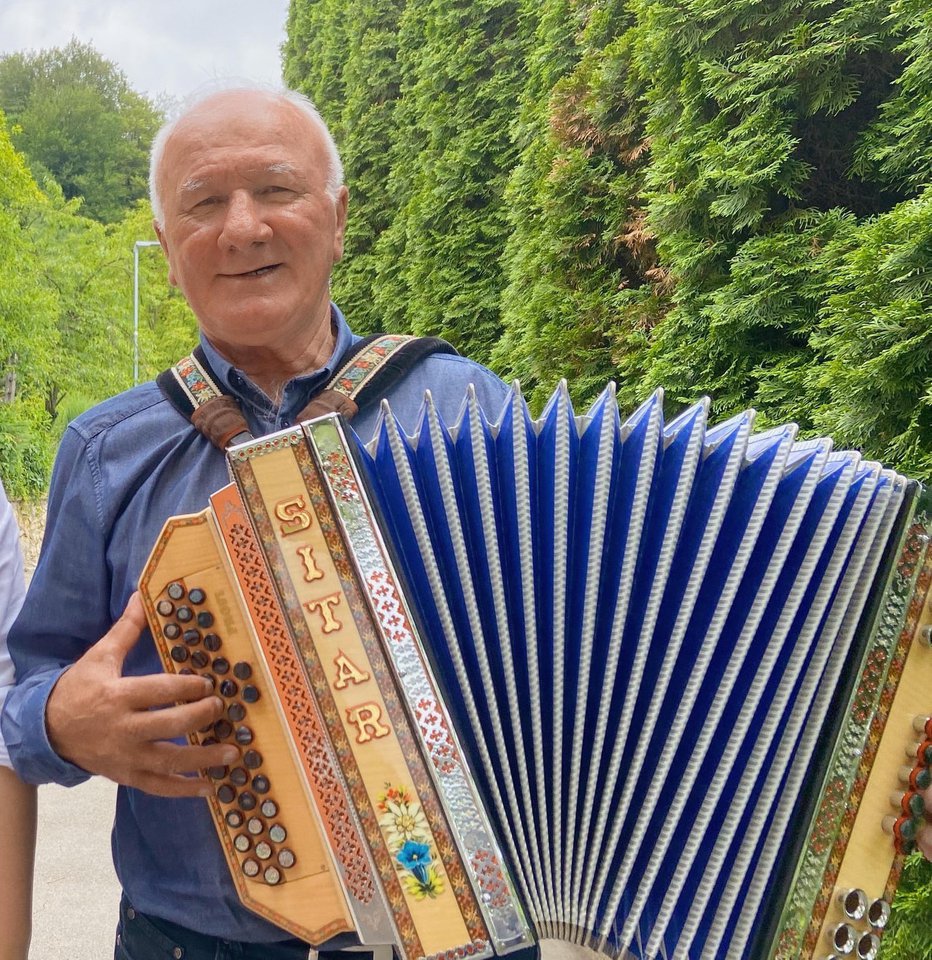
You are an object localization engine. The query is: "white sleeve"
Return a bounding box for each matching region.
[0,481,26,768]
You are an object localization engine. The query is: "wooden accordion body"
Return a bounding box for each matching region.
[139,385,932,960]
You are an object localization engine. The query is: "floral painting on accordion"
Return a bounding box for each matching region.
[378,784,445,900]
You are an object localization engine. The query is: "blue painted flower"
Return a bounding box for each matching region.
[396,840,432,884]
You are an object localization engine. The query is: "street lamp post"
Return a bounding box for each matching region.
[133,240,161,385]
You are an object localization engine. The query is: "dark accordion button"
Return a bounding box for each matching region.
[229,767,248,787]
[176,606,193,623]
[242,859,260,878]
[225,810,244,829]
[277,848,295,869]
[204,634,222,652]
[183,629,201,646]
[208,765,227,781]
[213,657,230,675]
[179,668,194,676]
[252,775,270,795]
[233,662,252,680]
[260,799,277,818]
[228,703,246,723]
[191,651,210,669]
[167,582,185,601]
[219,680,239,698]
[243,749,262,769]
[156,600,174,617]
[170,646,189,663]
[235,726,254,746]
[163,623,181,640]
[214,720,233,740]
[242,685,260,704]
[188,588,206,605]
[197,611,214,628]
[238,791,257,811]
[217,784,236,804]
[268,824,286,844]
[234,834,251,853]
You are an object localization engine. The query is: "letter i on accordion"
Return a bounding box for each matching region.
[139,383,932,960]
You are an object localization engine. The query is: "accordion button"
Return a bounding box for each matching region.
[826,923,856,953]
[238,791,257,811]
[217,785,236,804]
[225,810,244,829]
[244,750,263,769]
[219,680,239,698]
[204,634,222,652]
[229,767,248,787]
[208,766,227,781]
[214,720,233,740]
[252,775,270,794]
[836,888,867,921]
[867,899,890,929]
[235,726,254,746]
[188,588,206,605]
[247,817,264,836]
[167,582,185,601]
[176,606,193,623]
[242,859,260,878]
[913,715,932,736]
[213,658,230,676]
[170,646,189,664]
[260,800,278,818]
[256,841,273,860]
[191,651,209,670]
[856,933,881,960]
[228,704,247,723]
[234,834,251,853]
[242,685,261,704]
[163,623,181,640]
[156,600,174,617]
[233,662,253,680]
[183,629,201,646]
[197,611,214,628]
[278,848,296,869]
[263,866,282,885]
[269,824,286,844]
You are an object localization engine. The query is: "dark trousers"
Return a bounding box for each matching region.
[114,897,372,960]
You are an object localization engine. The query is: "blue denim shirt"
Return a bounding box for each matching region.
[2,305,509,942]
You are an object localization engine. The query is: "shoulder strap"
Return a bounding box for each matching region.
[156,334,458,450]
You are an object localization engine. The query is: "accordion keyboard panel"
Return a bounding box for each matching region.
[140,511,356,945]
[808,536,932,960]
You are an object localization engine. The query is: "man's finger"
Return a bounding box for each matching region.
[120,671,217,710]
[126,695,225,742]
[90,592,148,667]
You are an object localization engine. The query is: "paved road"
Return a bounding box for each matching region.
[31,777,121,959]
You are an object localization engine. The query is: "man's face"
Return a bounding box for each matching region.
[154,92,348,356]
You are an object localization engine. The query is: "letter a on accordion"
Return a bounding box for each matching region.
[140,382,932,960]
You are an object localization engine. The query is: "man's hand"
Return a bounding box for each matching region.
[45,593,239,797]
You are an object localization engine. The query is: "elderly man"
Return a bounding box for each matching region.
[2,86,508,959]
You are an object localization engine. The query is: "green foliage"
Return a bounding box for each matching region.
[0,39,162,223]
[883,853,932,959]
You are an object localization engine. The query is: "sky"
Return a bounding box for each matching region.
[0,0,292,103]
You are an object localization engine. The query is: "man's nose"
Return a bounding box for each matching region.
[219,191,272,247]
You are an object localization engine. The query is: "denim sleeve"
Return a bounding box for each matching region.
[1,424,110,786]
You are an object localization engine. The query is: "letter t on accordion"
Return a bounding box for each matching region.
[140,384,932,960]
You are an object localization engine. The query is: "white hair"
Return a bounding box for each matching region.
[148,80,344,226]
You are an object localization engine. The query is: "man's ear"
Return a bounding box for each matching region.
[153,220,177,287]
[333,186,349,263]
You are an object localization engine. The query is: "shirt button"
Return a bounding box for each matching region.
[126,907,136,920]
[280,417,291,427]
[172,948,185,959]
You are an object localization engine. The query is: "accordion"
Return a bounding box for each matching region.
[139,384,932,960]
